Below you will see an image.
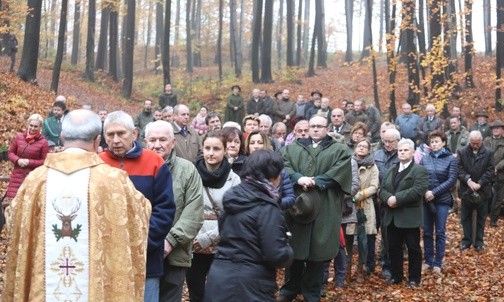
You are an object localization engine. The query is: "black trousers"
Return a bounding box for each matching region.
[387,223,422,283]
[185,253,214,302]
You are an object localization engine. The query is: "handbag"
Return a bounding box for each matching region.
[342,195,354,217]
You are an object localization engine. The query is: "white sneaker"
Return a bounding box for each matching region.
[433,266,442,275]
[422,264,431,271]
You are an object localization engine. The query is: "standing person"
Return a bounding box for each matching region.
[159,83,178,109]
[134,100,155,141]
[469,111,491,139]
[224,85,245,124]
[379,139,429,287]
[204,150,294,302]
[346,138,379,277]
[144,121,204,302]
[4,109,151,301]
[395,103,420,142]
[186,131,241,302]
[345,99,368,126]
[419,131,458,275]
[5,114,48,204]
[484,120,504,227]
[285,119,309,145]
[278,115,352,302]
[7,34,18,72]
[444,105,467,130]
[162,106,175,122]
[458,131,494,252]
[272,122,288,149]
[273,89,296,127]
[246,88,263,116]
[328,108,352,141]
[260,89,275,117]
[222,126,247,175]
[417,104,443,144]
[361,99,381,142]
[171,104,201,163]
[446,116,469,154]
[191,106,209,135]
[347,122,368,150]
[100,111,176,302]
[242,114,261,139]
[97,109,108,152]
[205,112,222,131]
[42,101,66,149]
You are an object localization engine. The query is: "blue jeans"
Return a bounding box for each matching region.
[144,278,160,302]
[323,246,347,284]
[423,203,450,268]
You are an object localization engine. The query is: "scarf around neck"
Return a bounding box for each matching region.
[25,131,42,144]
[353,153,375,167]
[196,155,232,188]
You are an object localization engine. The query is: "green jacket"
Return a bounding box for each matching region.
[224,93,245,124]
[281,136,352,261]
[165,150,204,267]
[484,136,504,181]
[158,93,177,109]
[41,116,62,146]
[379,163,428,228]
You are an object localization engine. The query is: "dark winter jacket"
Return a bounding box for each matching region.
[419,148,458,206]
[204,180,293,302]
[457,144,495,200]
[279,169,296,210]
[6,133,48,198]
[99,142,176,278]
[246,98,263,115]
[372,148,399,183]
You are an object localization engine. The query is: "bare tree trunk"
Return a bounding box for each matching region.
[464,0,475,88]
[261,0,274,82]
[402,0,420,105]
[192,0,202,67]
[144,0,153,69]
[162,0,171,84]
[109,7,119,81]
[345,0,353,62]
[122,0,135,97]
[316,0,326,67]
[18,0,43,83]
[378,0,384,53]
[417,0,428,96]
[83,0,96,81]
[230,0,242,76]
[366,0,379,110]
[496,0,504,110]
[386,0,397,121]
[277,0,283,70]
[185,0,193,72]
[286,0,294,66]
[360,0,373,59]
[155,0,163,72]
[71,0,81,65]
[483,0,492,56]
[302,0,310,63]
[458,0,465,54]
[296,0,302,65]
[96,5,110,70]
[251,0,263,83]
[50,0,68,92]
[217,0,223,81]
[430,0,445,91]
[307,0,322,76]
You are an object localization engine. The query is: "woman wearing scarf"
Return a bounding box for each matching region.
[221,126,247,175]
[204,150,293,302]
[419,130,458,275]
[186,131,241,302]
[5,114,49,202]
[346,138,379,279]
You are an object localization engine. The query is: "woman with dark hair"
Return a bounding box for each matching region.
[419,130,458,275]
[348,122,368,150]
[245,130,295,209]
[204,150,294,302]
[221,126,247,175]
[186,131,241,302]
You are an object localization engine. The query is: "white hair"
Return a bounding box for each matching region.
[258,114,272,127]
[144,120,175,139]
[28,113,44,125]
[397,138,415,150]
[104,111,135,131]
[222,121,241,131]
[61,109,101,142]
[469,130,483,140]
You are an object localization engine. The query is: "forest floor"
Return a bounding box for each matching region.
[1,53,504,301]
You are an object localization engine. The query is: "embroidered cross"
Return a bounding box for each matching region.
[59,258,76,276]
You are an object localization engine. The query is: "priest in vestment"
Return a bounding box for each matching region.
[3,109,152,302]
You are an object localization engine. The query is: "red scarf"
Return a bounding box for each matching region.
[25,131,41,144]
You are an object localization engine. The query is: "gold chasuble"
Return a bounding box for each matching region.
[3,151,151,302]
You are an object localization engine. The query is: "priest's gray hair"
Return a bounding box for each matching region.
[397,138,415,150]
[104,110,135,131]
[144,120,175,139]
[61,109,101,142]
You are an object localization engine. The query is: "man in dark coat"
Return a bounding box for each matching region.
[278,116,352,302]
[246,88,263,116]
[158,84,178,109]
[458,131,494,251]
[7,34,18,72]
[380,138,428,287]
[484,120,504,227]
[417,104,443,144]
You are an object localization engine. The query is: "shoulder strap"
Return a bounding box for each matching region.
[204,187,221,218]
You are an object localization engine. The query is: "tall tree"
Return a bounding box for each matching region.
[261,0,274,82]
[70,0,81,65]
[251,0,263,83]
[386,0,398,120]
[122,0,135,97]
[286,0,294,66]
[83,0,96,81]
[366,0,379,109]
[295,0,302,65]
[172,0,181,66]
[464,0,475,88]
[230,0,242,76]
[302,0,310,62]
[344,0,353,62]
[416,0,428,96]
[360,0,373,59]
[185,0,192,73]
[429,0,445,91]
[96,4,110,70]
[495,0,503,110]
[402,0,420,105]
[277,0,283,69]
[109,4,119,81]
[217,0,223,81]
[162,0,171,85]
[154,0,163,72]
[144,0,153,69]
[483,0,492,56]
[315,0,326,67]
[17,0,43,83]
[192,0,202,67]
[50,0,68,92]
[307,0,323,76]
[378,0,384,53]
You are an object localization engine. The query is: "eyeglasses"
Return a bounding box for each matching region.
[296,129,310,133]
[356,144,369,149]
[309,124,327,129]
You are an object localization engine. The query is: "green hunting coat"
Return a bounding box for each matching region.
[224,93,245,124]
[379,163,429,228]
[41,116,62,146]
[281,136,352,261]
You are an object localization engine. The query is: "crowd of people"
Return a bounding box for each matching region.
[2,85,504,302]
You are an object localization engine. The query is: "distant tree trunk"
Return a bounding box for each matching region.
[307,0,322,76]
[70,0,81,65]
[49,0,57,53]
[109,8,119,81]
[345,0,353,62]
[192,0,202,67]
[122,0,135,97]
[121,0,128,77]
[17,0,42,83]
[496,0,504,110]
[316,0,326,67]
[378,0,384,53]
[144,0,153,69]
[155,1,163,72]
[83,0,96,81]
[261,0,274,83]
[464,0,475,88]
[296,0,302,66]
[366,0,379,110]
[251,0,263,83]
[50,0,68,92]
[302,0,310,63]
[42,0,50,59]
[402,0,420,105]
[360,0,372,59]
[185,0,193,73]
[230,0,242,76]
[447,0,458,66]
[277,0,283,70]
[239,0,245,58]
[457,0,465,54]
[217,0,223,81]
[172,0,181,66]
[286,0,294,66]
[483,0,492,56]
[429,0,445,91]
[96,5,110,70]
[417,0,428,96]
[162,0,171,85]
[386,0,397,121]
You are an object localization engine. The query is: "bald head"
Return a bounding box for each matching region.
[61,109,102,151]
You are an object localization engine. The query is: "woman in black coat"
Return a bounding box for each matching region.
[204,150,294,302]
